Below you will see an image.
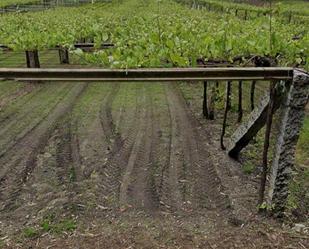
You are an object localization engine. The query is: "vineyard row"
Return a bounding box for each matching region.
[177,0,309,25]
[0,0,308,70]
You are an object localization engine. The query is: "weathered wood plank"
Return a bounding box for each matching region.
[227,84,286,159]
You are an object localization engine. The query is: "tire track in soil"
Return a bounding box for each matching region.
[72,84,116,182]
[162,84,199,211]
[11,82,110,221]
[0,83,44,124]
[156,84,230,213]
[119,85,159,210]
[99,84,144,206]
[62,83,136,209]
[154,85,173,211]
[0,83,72,158]
[0,83,72,173]
[0,83,87,212]
[56,84,126,211]
[10,119,78,222]
[0,83,36,111]
[73,83,123,206]
[99,84,121,145]
[169,84,231,212]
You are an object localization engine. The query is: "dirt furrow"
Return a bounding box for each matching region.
[0,83,87,212]
[173,84,231,211]
[99,84,121,142]
[98,84,143,206]
[118,114,146,206]
[0,84,72,158]
[162,84,199,211]
[7,120,77,224]
[153,85,173,211]
[0,83,37,111]
[119,86,159,209]
[76,84,117,180]
[0,84,46,124]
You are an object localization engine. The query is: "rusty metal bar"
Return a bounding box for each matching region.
[0,43,114,51]
[0,67,294,82]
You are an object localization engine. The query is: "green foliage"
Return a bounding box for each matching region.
[296,116,309,165]
[195,0,309,18]
[287,168,309,214]
[0,0,39,8]
[258,201,275,211]
[242,162,255,174]
[69,167,76,182]
[41,214,77,234]
[21,215,77,240]
[52,219,77,233]
[22,227,39,238]
[0,0,308,70]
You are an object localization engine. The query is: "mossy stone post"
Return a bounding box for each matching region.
[267,70,309,216]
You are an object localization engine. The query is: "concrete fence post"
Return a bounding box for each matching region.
[267,69,309,215]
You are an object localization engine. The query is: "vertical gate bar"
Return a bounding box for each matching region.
[203,81,209,118]
[221,81,232,150]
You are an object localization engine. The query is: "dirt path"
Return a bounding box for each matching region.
[0,82,307,248]
[0,83,87,225]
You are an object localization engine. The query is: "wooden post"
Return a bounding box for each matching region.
[25,50,40,83]
[227,84,286,159]
[267,70,309,216]
[25,50,40,68]
[58,47,70,64]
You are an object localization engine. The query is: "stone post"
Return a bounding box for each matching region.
[268,70,309,215]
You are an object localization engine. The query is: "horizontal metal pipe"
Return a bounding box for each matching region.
[0,67,295,82]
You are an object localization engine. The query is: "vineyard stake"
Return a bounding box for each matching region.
[258,80,276,207]
[203,81,209,118]
[221,81,232,150]
[238,80,243,122]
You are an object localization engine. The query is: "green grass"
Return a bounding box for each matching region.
[22,227,39,239]
[296,115,309,166]
[0,81,24,99]
[288,114,309,217]
[242,162,255,174]
[21,216,77,240]
[0,83,73,154]
[41,218,77,234]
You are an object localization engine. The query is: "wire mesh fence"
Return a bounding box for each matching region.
[0,49,97,68]
[0,0,111,14]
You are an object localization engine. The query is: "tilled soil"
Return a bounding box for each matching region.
[0,82,307,248]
